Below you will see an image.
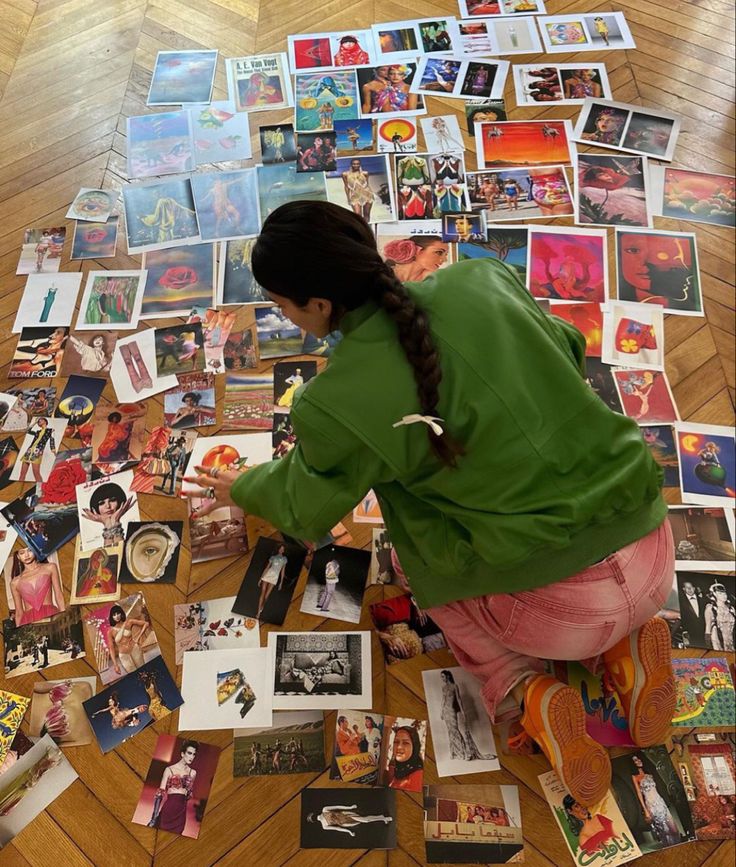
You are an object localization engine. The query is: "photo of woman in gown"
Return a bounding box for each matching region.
[630,754,680,846]
[107,603,150,677]
[256,544,289,619]
[147,740,198,834]
[439,669,494,762]
[704,582,736,652]
[8,548,65,626]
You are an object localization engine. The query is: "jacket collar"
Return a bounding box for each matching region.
[339,300,380,335]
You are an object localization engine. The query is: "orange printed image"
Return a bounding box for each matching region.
[477,120,572,168]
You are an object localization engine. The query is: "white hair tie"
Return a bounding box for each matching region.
[393,414,445,436]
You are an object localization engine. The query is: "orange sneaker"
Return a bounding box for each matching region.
[602,617,675,748]
[520,674,611,807]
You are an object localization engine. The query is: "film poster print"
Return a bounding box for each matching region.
[218,239,267,305]
[576,154,650,228]
[119,521,183,585]
[675,423,736,507]
[650,165,736,228]
[325,155,396,222]
[288,30,376,72]
[370,592,447,665]
[475,120,573,169]
[300,787,396,850]
[132,734,220,839]
[140,243,215,319]
[467,166,573,222]
[15,227,65,276]
[122,177,200,255]
[268,631,372,710]
[147,50,218,105]
[69,538,122,605]
[575,98,680,162]
[540,770,641,866]
[355,64,425,118]
[178,647,272,730]
[163,372,216,429]
[83,655,183,754]
[672,657,736,728]
[189,100,253,165]
[233,710,325,777]
[8,326,69,379]
[13,273,82,334]
[610,746,696,854]
[223,372,273,431]
[77,270,147,331]
[0,735,78,849]
[66,188,116,223]
[174,596,259,664]
[131,426,197,498]
[29,677,96,747]
[539,12,636,53]
[3,607,86,678]
[669,506,736,571]
[75,470,140,550]
[126,111,194,180]
[615,229,702,315]
[232,536,307,626]
[300,544,371,624]
[672,732,736,841]
[226,53,293,113]
[190,169,260,242]
[11,417,66,484]
[70,217,119,260]
[602,303,665,371]
[294,70,359,132]
[424,784,524,865]
[527,226,607,302]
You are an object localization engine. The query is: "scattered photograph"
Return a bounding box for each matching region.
[54,375,106,440]
[300,787,396,849]
[15,227,65,276]
[174,596,259,664]
[288,30,376,72]
[475,119,573,169]
[122,177,200,255]
[110,329,178,403]
[232,536,307,625]
[355,64,425,118]
[669,506,736,571]
[460,0,546,15]
[575,98,680,161]
[602,302,664,371]
[190,100,252,165]
[273,361,317,414]
[468,165,573,223]
[441,212,486,243]
[163,372,216,429]
[650,166,735,228]
[131,426,197,497]
[217,239,267,305]
[612,369,679,424]
[1,481,80,561]
[370,592,447,664]
[8,326,69,379]
[13,273,82,334]
[76,270,146,331]
[296,131,337,172]
[234,710,325,777]
[188,497,247,564]
[300,545,370,624]
[376,221,450,281]
[76,470,140,549]
[675,423,735,507]
[260,123,297,163]
[190,168,260,241]
[3,607,86,678]
[368,529,395,585]
[412,57,508,101]
[69,538,122,605]
[226,53,294,113]
[294,70,359,132]
[66,188,116,223]
[154,323,205,376]
[539,12,636,53]
[641,424,680,487]
[527,226,607,302]
[181,432,272,496]
[576,153,650,228]
[127,110,194,179]
[29,677,96,747]
[119,521,183,584]
[11,417,66,484]
[223,372,273,431]
[147,49,218,105]
[335,119,375,155]
[70,217,119,260]
[2,385,56,433]
[3,547,64,626]
[325,154,395,222]
[457,226,528,284]
[673,657,735,727]
[662,572,735,650]
[465,98,507,134]
[256,161,328,219]
[376,116,417,152]
[254,306,303,359]
[140,243,215,319]
[458,17,542,57]
[513,63,610,105]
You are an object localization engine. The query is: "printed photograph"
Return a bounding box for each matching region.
[289,30,374,71]
[663,572,736,650]
[669,506,736,570]
[377,222,450,281]
[131,426,197,497]
[3,608,85,678]
[331,710,385,785]
[4,548,64,627]
[326,154,395,222]
[66,188,116,223]
[654,167,735,228]
[260,123,297,163]
[61,332,116,378]
[376,116,417,152]
[226,53,293,113]
[256,161,327,220]
[467,166,573,222]
[180,432,272,496]
[273,361,317,414]
[163,372,216,430]
[233,537,307,625]
[294,70,359,132]
[119,521,183,584]
[1,481,80,561]
[55,375,106,441]
[300,787,396,849]
[369,528,395,585]
[191,100,252,165]
[457,226,527,283]
[11,417,66,484]
[2,385,57,433]
[154,323,204,377]
[296,131,337,172]
[8,326,69,379]
[174,596,259,664]
[147,49,218,105]
[77,270,146,331]
[549,301,602,356]
[15,227,65,276]
[300,544,371,624]
[255,306,303,359]
[602,303,664,371]
[576,154,650,227]
[641,424,680,488]
[335,119,375,155]
[223,373,273,431]
[370,592,447,665]
[29,677,96,747]
[110,330,178,403]
[218,239,267,305]
[76,470,140,550]
[234,710,325,777]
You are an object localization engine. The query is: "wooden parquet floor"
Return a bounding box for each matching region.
[0,0,733,864]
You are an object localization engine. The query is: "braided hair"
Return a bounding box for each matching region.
[251,201,463,466]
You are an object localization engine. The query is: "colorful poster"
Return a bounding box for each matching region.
[672,657,736,727]
[675,423,736,507]
[528,226,607,302]
[294,70,359,132]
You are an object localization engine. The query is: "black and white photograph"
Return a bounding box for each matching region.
[369,528,396,585]
[299,544,371,624]
[232,537,306,625]
[665,572,736,652]
[669,505,736,571]
[300,787,396,850]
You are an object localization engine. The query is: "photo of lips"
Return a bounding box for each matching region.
[70,217,119,260]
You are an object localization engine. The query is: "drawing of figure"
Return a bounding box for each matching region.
[581,107,627,145]
[38,285,57,322]
[428,116,463,153]
[306,804,393,836]
[342,159,374,220]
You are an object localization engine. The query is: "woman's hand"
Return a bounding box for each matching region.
[182,465,245,518]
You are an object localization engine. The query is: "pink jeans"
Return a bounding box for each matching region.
[396,519,674,723]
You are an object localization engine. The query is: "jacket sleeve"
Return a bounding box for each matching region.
[230,391,386,541]
[547,315,588,378]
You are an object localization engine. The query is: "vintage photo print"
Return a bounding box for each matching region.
[13,273,82,334]
[110,330,178,403]
[612,369,679,425]
[299,544,371,624]
[330,710,385,785]
[54,375,106,441]
[663,572,735,651]
[163,372,216,429]
[295,131,337,172]
[190,168,260,242]
[226,53,294,113]
[131,426,197,498]
[66,188,116,223]
[69,538,122,605]
[67,216,117,260]
[355,64,426,118]
[153,323,205,376]
[188,497,247,564]
[411,57,508,101]
[15,227,65,276]
[8,326,69,380]
[370,592,447,665]
[576,153,650,228]
[127,110,194,179]
[29,676,96,747]
[234,710,325,777]
[513,63,611,106]
[140,243,215,319]
[602,302,665,371]
[575,98,680,162]
[527,225,607,302]
[675,423,736,508]
[269,631,372,710]
[475,119,573,169]
[190,100,252,165]
[76,470,140,549]
[60,332,116,378]
[232,536,307,626]
[3,607,86,678]
[273,361,317,414]
[376,222,450,282]
[294,70,359,132]
[650,166,735,229]
[335,119,375,155]
[147,49,218,105]
[122,177,200,255]
[325,154,396,223]
[457,17,542,57]
[76,270,147,331]
[174,596,259,664]
[2,385,54,434]
[119,521,183,584]
[668,505,736,572]
[260,123,297,164]
[1,480,79,562]
[300,787,396,849]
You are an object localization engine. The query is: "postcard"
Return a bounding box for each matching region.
[576,153,650,228]
[0,735,78,848]
[66,188,116,223]
[549,301,603,356]
[179,647,272,730]
[294,70,360,132]
[189,100,252,165]
[180,432,272,496]
[355,64,426,118]
[601,302,664,371]
[234,710,325,777]
[370,593,447,664]
[70,217,118,260]
[423,667,499,777]
[299,544,371,624]
[83,655,183,753]
[3,547,63,626]
[188,497,247,563]
[223,372,273,431]
[147,49,218,105]
[540,770,640,865]
[259,122,297,164]
[15,227,65,276]
[254,306,303,359]
[456,16,543,56]
[163,372,216,429]
[459,0,546,15]
[2,386,49,434]
[69,538,122,605]
[668,506,736,571]
[539,12,635,53]
[419,114,464,154]
[335,119,375,155]
[527,225,607,302]
[110,329,178,403]
[513,63,611,106]
[256,161,328,220]
[424,783,524,864]
[131,426,197,498]
[672,732,736,841]
[174,596,259,664]
[13,273,82,334]
[76,469,139,549]
[325,154,396,222]
[376,116,417,152]
[411,57,509,101]
[468,166,574,223]
[612,369,678,424]
[269,631,372,710]
[3,607,85,678]
[575,98,680,162]
[376,221,452,281]
[642,424,680,487]
[126,110,194,179]
[475,119,573,169]
[190,168,260,241]
[226,53,293,113]
[296,131,337,172]
[300,787,396,849]
[663,572,735,649]
[122,177,200,254]
[76,270,146,331]
[140,243,215,319]
[29,677,95,747]
[10,417,66,483]
[119,521,183,584]
[650,165,735,228]
[231,537,305,625]
[288,30,378,72]
[153,322,205,377]
[675,423,735,507]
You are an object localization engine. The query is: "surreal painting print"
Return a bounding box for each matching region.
[218,240,267,305]
[70,218,118,260]
[294,70,359,132]
[254,306,303,359]
[613,369,679,424]
[475,120,572,169]
[127,111,194,179]
[66,188,116,223]
[651,166,735,228]
[527,226,607,302]
[576,154,650,228]
[575,98,680,161]
[675,423,736,507]
[122,178,200,254]
[141,244,215,319]
[256,161,327,219]
[77,271,146,331]
[147,50,218,105]
[190,100,252,165]
[190,169,260,242]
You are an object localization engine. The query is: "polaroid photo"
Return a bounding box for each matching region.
[665,572,735,650]
[189,100,252,165]
[13,273,82,334]
[3,607,85,678]
[602,302,665,371]
[294,70,360,132]
[422,667,499,777]
[110,329,178,403]
[234,710,325,777]
[29,677,96,747]
[76,270,146,331]
[614,228,702,316]
[10,417,66,483]
[147,49,218,105]
[53,375,105,441]
[539,12,636,53]
[66,188,116,223]
[411,57,509,101]
[174,596,259,665]
[325,154,396,223]
[217,239,267,305]
[70,217,118,260]
[0,735,78,848]
[163,372,216,429]
[513,63,611,106]
[256,161,328,221]
[119,521,183,585]
[335,119,375,155]
[15,227,65,276]
[475,119,573,169]
[575,98,681,162]
[575,153,651,228]
[69,538,122,606]
[355,65,426,119]
[299,545,371,624]
[527,225,608,303]
[612,369,679,425]
[459,0,546,15]
[419,114,465,153]
[181,432,271,495]
[226,53,294,113]
[288,30,378,72]
[370,593,447,664]
[376,220,452,281]
[140,243,215,320]
[672,657,735,728]
[222,372,274,431]
[675,423,736,508]
[457,16,542,56]
[300,787,396,849]
[122,177,200,255]
[0,691,30,767]
[254,306,303,359]
[83,655,183,753]
[668,506,736,572]
[179,647,272,730]
[649,165,735,229]
[232,537,306,625]
[3,548,63,627]
[126,110,194,179]
[190,168,260,242]
[75,469,140,549]
[467,166,573,223]
[269,631,372,710]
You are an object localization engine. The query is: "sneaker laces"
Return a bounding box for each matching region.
[506,730,533,752]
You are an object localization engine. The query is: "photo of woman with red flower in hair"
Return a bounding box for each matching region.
[377,232,449,282]
[140,243,216,318]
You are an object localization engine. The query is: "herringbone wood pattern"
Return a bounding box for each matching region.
[0,0,733,864]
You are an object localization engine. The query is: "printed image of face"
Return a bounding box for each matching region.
[392,729,413,762]
[415,240,448,271]
[125,525,177,582]
[96,496,121,517]
[620,236,652,291]
[182,745,197,765]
